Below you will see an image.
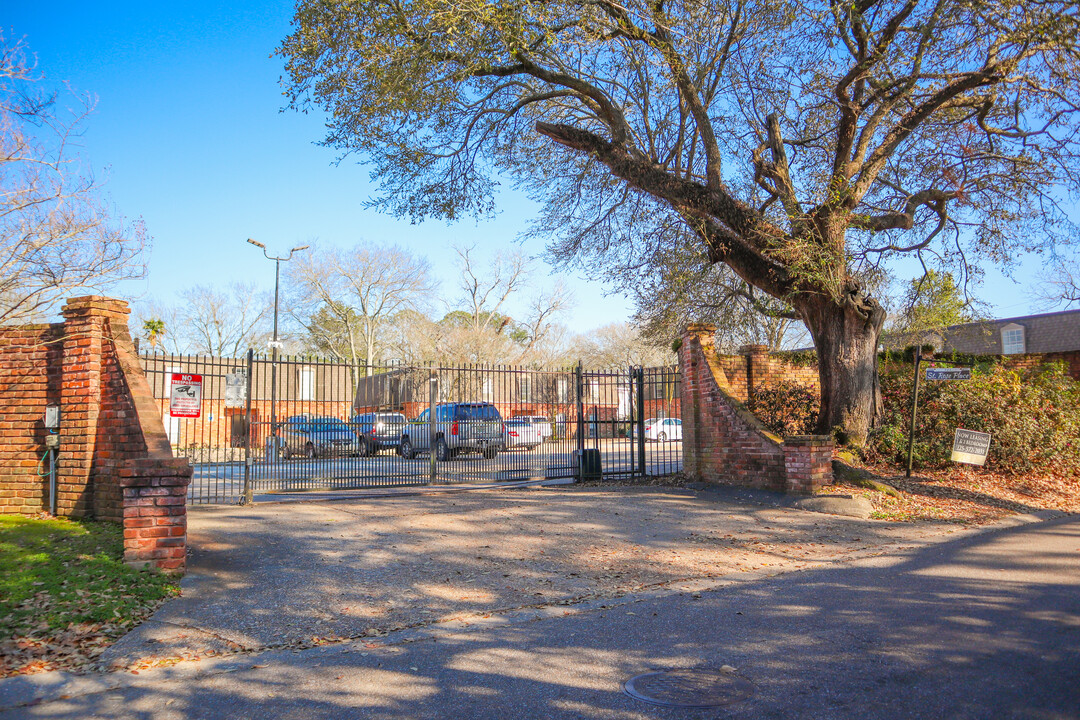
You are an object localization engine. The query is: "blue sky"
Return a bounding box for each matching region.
[5,2,1056,335]
[6,1,635,331]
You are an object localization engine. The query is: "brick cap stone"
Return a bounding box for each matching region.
[62,296,131,319]
[683,323,717,336]
[784,435,834,444]
[119,457,193,487]
[739,344,769,355]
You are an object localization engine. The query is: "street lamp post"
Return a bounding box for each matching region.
[247,238,309,458]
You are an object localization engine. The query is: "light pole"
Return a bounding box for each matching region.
[247,238,309,458]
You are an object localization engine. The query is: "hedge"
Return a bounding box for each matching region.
[745,360,1080,475]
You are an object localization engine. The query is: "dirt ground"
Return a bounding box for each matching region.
[825,465,1080,523]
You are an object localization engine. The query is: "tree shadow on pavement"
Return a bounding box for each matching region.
[15,514,1079,719]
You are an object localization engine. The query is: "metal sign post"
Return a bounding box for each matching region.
[906,351,975,477]
[242,349,254,505]
[429,372,438,483]
[904,348,924,478]
[634,367,646,476]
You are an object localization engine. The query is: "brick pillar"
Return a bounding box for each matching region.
[58,297,129,517]
[121,457,192,573]
[783,435,834,494]
[678,324,717,480]
[739,344,769,402]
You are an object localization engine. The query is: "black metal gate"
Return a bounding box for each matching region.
[139,353,681,504]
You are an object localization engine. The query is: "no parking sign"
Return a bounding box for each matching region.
[169,373,203,418]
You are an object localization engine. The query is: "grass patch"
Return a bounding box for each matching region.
[0,515,180,676]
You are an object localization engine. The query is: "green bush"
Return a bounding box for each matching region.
[746,380,819,437]
[865,362,1080,474]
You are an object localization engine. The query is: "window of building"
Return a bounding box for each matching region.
[519,376,532,403]
[299,366,315,400]
[1001,324,1025,355]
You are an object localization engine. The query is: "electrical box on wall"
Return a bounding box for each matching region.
[44,405,60,429]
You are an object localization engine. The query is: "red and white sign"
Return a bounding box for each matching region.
[169,373,203,418]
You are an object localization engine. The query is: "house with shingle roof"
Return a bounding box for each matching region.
[878,308,1080,380]
[936,308,1080,356]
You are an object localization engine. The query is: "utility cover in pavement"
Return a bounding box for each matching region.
[623,668,755,708]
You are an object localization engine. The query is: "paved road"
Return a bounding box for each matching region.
[2,503,1076,718]
[186,438,684,504]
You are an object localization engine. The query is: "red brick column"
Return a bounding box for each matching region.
[678,324,788,490]
[120,458,192,573]
[0,325,62,514]
[58,298,111,516]
[740,344,770,402]
[680,325,834,493]
[783,436,834,494]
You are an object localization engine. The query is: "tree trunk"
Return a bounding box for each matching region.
[797,293,886,446]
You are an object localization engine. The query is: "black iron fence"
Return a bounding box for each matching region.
[139,352,682,504]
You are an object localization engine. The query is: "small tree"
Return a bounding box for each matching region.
[134,284,270,356]
[1032,252,1080,311]
[570,322,674,368]
[0,35,146,324]
[889,270,977,344]
[142,319,166,351]
[179,283,271,357]
[449,244,571,364]
[286,242,436,374]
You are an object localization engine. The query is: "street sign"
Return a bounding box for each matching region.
[224,371,246,408]
[926,367,971,381]
[951,428,991,466]
[169,373,203,418]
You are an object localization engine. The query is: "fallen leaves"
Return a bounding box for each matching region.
[1,517,182,678]
[825,463,1080,524]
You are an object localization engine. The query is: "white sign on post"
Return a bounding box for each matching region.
[926,367,972,381]
[951,428,991,466]
[169,373,203,418]
[224,372,246,408]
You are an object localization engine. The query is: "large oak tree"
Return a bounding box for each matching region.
[280,0,1080,444]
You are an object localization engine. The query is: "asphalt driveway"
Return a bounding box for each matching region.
[2,491,1076,719]
[97,484,966,670]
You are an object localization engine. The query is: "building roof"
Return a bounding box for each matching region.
[940,308,1080,355]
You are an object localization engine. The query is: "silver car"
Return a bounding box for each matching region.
[399,402,504,460]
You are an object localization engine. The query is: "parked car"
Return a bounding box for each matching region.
[504,418,543,450]
[635,417,683,442]
[350,411,406,455]
[399,402,504,460]
[279,415,360,458]
[510,415,553,442]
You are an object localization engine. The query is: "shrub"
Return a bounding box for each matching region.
[747,380,819,437]
[865,362,1080,475]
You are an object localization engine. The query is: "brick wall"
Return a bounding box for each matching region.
[0,324,62,514]
[1000,350,1080,380]
[0,296,192,573]
[679,324,832,494]
[713,345,820,402]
